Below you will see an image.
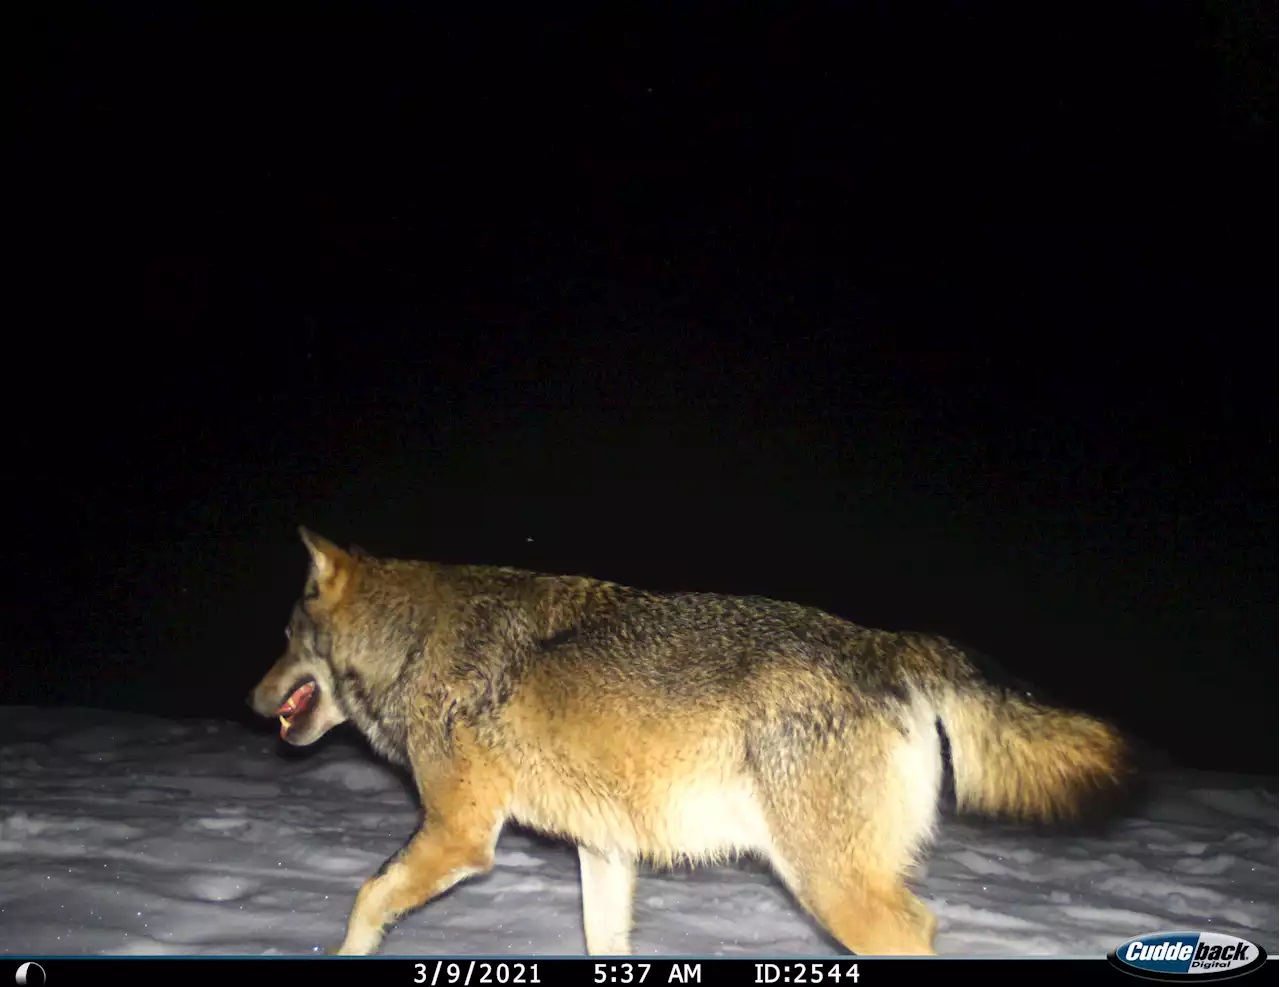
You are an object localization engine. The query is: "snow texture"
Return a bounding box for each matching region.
[0,707,1274,957]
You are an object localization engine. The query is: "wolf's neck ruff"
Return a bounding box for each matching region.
[332,662,413,764]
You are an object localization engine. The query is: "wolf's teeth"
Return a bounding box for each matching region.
[279,714,290,731]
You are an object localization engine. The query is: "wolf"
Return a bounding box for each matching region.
[247,528,1130,956]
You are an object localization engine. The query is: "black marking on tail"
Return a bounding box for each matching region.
[935,717,957,814]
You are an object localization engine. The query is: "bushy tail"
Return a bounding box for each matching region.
[935,678,1130,823]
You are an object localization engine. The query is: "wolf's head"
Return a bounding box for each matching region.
[247,527,357,746]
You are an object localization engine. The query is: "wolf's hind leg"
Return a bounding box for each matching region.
[578,845,637,955]
[760,707,942,956]
[797,874,937,956]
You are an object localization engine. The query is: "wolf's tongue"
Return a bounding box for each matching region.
[276,681,316,729]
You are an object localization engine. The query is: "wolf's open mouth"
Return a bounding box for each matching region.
[276,680,317,738]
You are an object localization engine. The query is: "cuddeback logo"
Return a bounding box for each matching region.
[1108,931,1269,981]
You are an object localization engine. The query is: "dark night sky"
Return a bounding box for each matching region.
[10,7,1276,774]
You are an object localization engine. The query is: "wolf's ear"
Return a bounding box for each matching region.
[298,526,354,593]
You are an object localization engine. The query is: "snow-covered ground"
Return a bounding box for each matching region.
[0,707,1274,957]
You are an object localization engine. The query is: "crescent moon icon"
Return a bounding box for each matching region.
[15,962,46,986]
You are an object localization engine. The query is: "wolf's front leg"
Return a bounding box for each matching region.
[578,845,637,955]
[338,811,505,955]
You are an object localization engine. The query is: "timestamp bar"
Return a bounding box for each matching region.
[7,955,1265,987]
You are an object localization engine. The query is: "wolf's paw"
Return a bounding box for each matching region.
[330,940,375,956]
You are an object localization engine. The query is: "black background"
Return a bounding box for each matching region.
[9,6,1276,774]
